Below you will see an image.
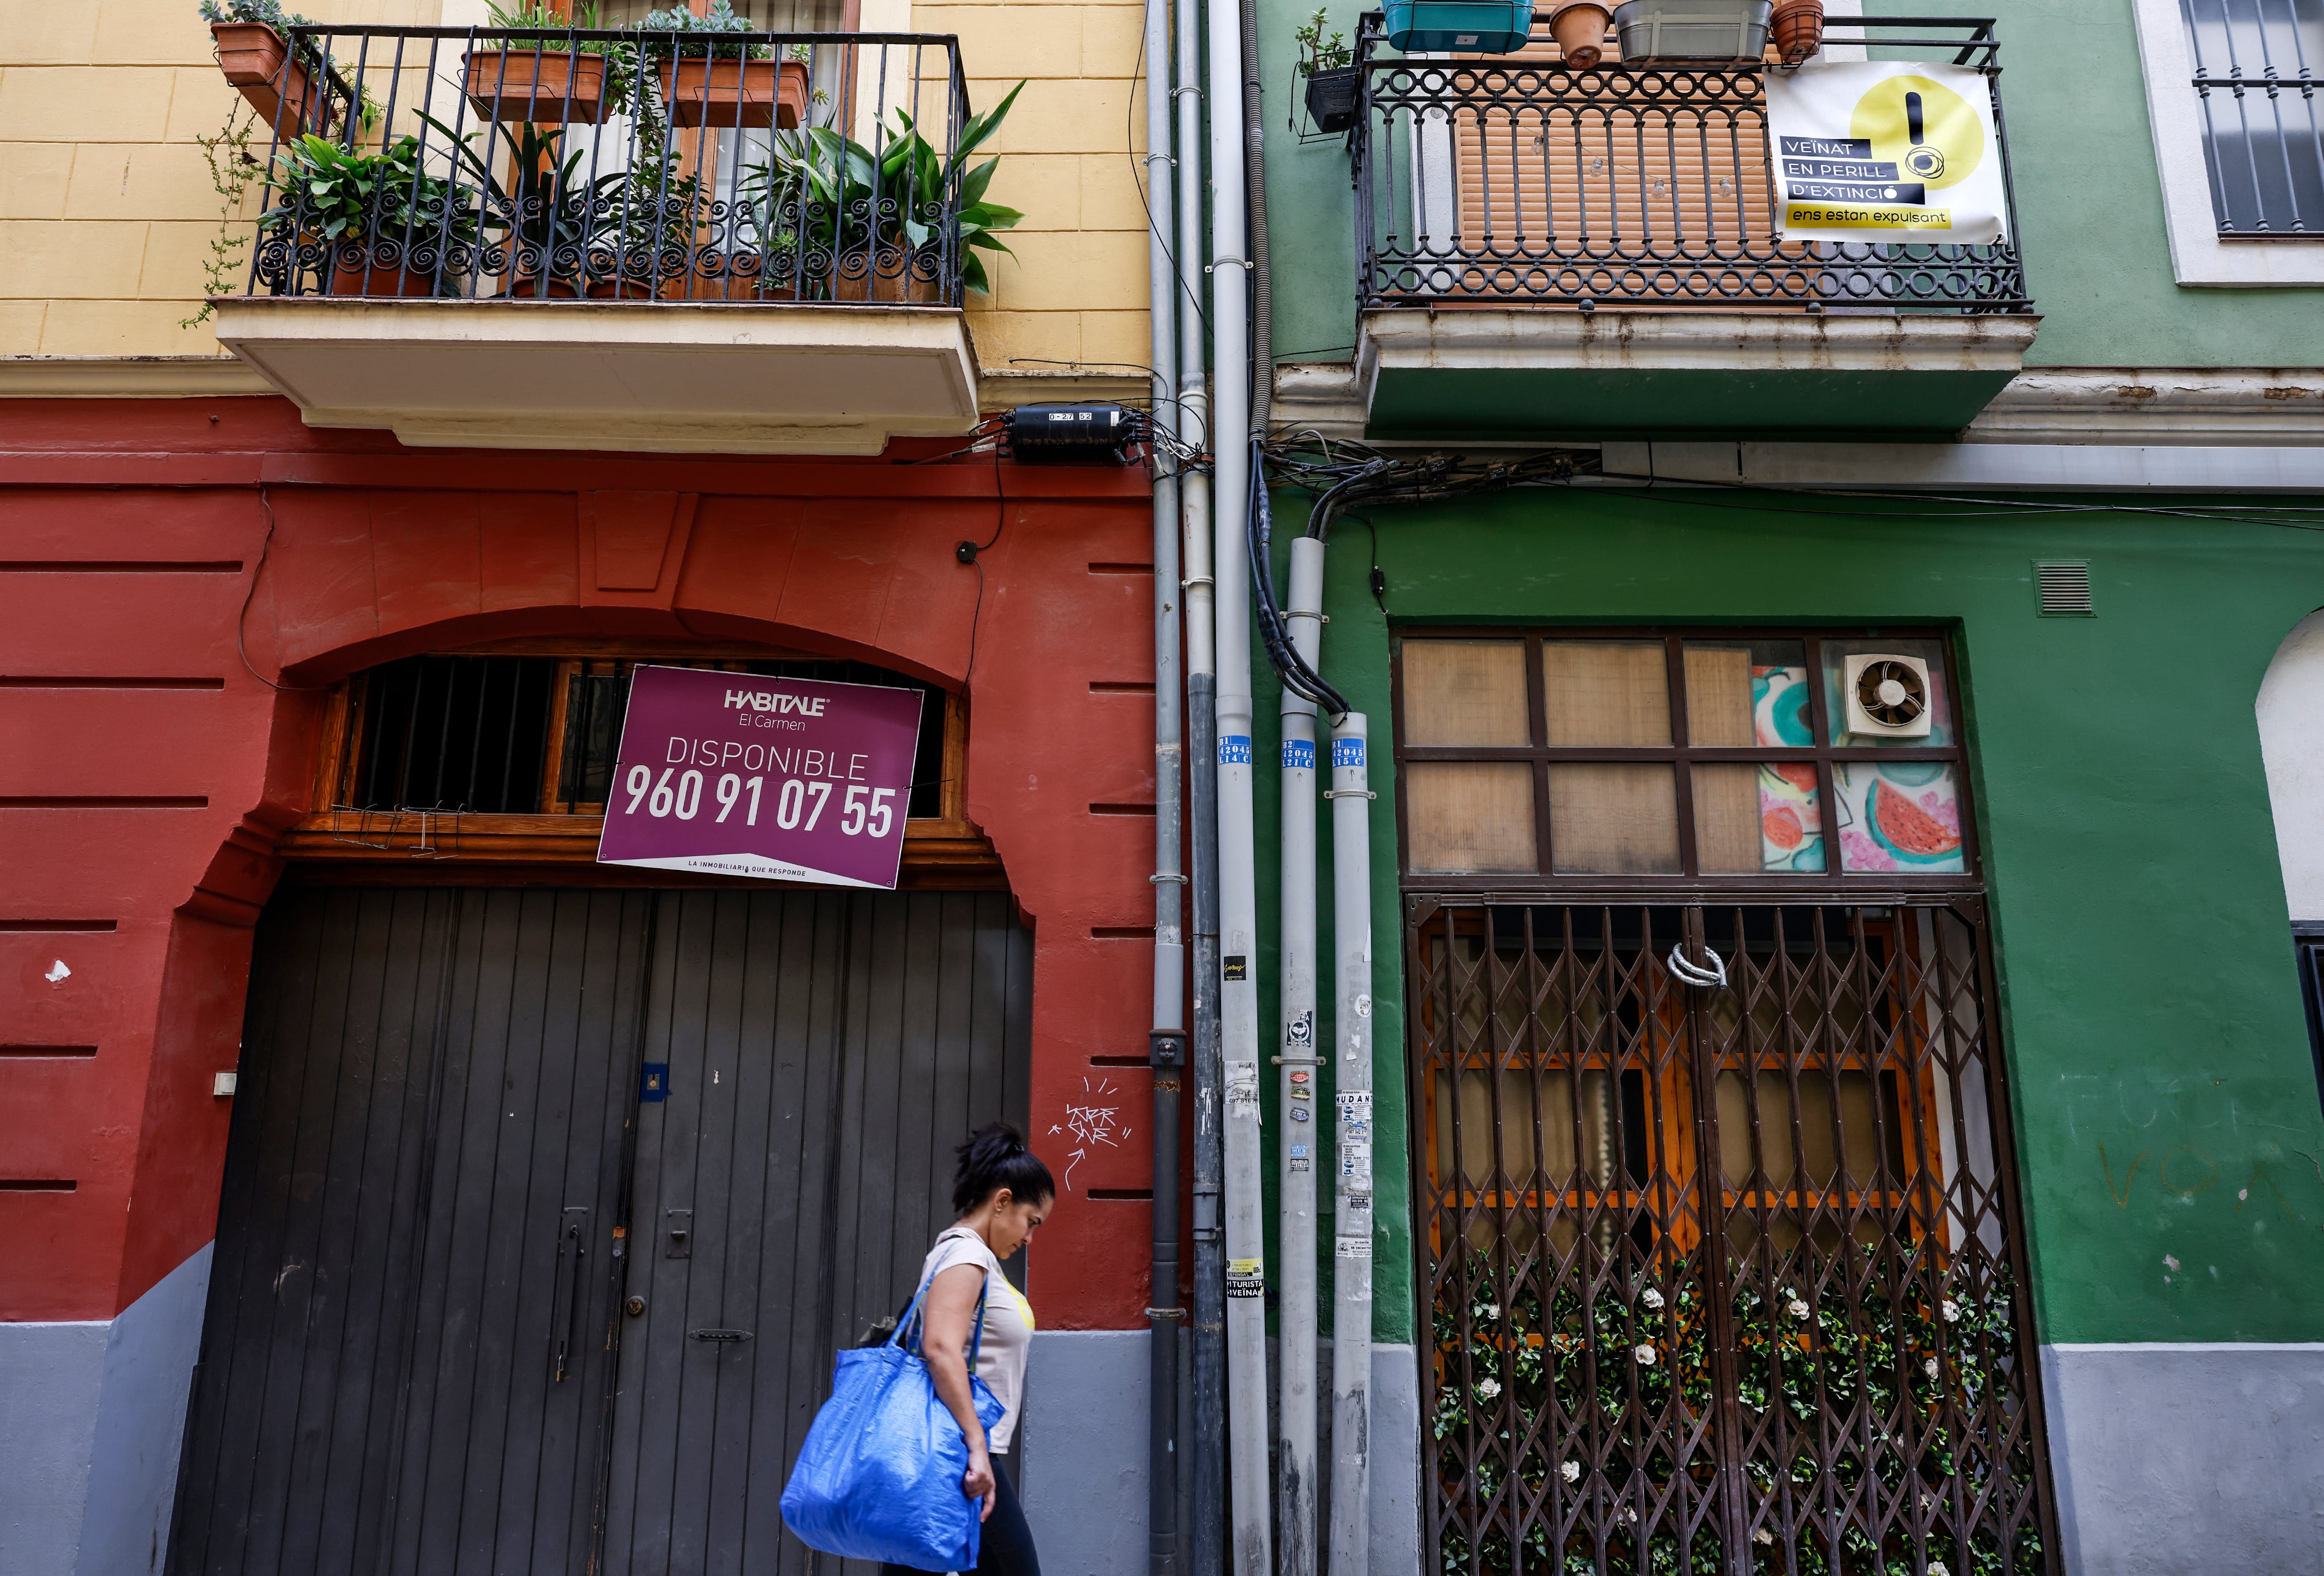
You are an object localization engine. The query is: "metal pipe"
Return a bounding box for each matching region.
[1177,0,1224,1564]
[1142,0,1185,1563]
[1239,0,1272,434]
[1205,0,1270,1559]
[1326,712,1375,1576]
[1275,535,1326,1576]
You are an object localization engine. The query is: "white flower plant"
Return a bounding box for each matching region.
[1429,1246,2040,1576]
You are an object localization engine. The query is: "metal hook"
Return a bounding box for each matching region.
[1667,944,1727,990]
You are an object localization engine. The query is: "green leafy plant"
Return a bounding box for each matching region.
[634,0,774,58]
[739,80,1024,298]
[484,1,617,52]
[257,133,479,291]
[1294,7,1352,74]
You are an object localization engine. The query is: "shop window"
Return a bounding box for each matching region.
[293,641,971,866]
[1394,630,1974,884]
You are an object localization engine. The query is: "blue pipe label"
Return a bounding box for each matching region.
[1220,735,1252,766]
[1332,737,1366,769]
[1282,739,1315,771]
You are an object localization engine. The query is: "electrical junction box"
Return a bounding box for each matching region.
[1006,403,1136,464]
[1384,0,1536,53]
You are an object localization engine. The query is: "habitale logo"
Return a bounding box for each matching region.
[725,688,830,717]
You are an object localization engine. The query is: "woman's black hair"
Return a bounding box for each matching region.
[952,1121,1054,1214]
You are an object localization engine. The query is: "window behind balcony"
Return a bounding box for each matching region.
[2183,0,2324,236]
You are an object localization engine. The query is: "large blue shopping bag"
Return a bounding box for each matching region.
[781,1275,1003,1571]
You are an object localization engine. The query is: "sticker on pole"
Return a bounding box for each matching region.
[1766,62,2008,244]
[596,664,924,888]
[1227,1257,1267,1298]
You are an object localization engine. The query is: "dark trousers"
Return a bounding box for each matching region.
[882,1453,1040,1576]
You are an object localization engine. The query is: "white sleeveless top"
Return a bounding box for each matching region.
[913,1225,1036,1452]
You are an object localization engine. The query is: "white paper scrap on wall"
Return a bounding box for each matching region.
[1766,61,2009,245]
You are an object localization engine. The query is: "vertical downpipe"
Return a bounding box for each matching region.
[1178,0,1224,1563]
[1205,0,1270,1559]
[1142,0,1185,1564]
[1326,712,1376,1576]
[1276,538,1326,1576]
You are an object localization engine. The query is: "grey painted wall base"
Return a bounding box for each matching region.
[0,1243,212,1576]
[2041,1342,2324,1575]
[1023,1329,1421,1575]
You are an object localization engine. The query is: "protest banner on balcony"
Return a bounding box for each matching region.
[1766,61,2010,244]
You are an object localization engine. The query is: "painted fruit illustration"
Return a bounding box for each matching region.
[1763,804,1805,852]
[1867,778,1961,865]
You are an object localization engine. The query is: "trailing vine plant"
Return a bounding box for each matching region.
[180,101,260,329]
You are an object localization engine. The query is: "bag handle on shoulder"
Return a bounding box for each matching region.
[892,1254,993,1365]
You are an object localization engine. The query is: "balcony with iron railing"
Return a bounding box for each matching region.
[1343,12,2040,439]
[207,23,994,453]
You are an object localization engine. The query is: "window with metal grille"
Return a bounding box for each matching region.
[334,647,952,820]
[1393,631,1974,887]
[2183,0,2324,236]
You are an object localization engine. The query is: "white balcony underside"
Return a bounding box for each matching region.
[212,298,981,455]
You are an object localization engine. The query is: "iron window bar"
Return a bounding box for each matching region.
[1349,11,2033,312]
[231,24,974,306]
[2183,0,2324,236]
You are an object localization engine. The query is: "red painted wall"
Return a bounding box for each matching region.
[0,397,1160,1329]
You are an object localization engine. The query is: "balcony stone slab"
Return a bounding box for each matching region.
[212,298,981,455]
[1357,308,2041,440]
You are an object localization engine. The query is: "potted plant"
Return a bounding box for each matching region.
[1770,0,1824,63]
[257,134,480,297]
[740,82,1024,303]
[465,2,623,126]
[638,2,810,130]
[199,0,362,134]
[1546,2,1612,68]
[1295,9,1359,134]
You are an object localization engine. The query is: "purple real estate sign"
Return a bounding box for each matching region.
[595,664,925,888]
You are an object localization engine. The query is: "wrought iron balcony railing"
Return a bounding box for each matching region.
[1351,13,2032,312]
[225,24,975,307]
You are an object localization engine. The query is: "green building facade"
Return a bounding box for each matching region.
[1241,2,2324,1571]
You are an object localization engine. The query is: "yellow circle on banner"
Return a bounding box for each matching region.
[1849,74,1983,191]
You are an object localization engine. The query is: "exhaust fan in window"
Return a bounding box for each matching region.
[1843,653,1933,738]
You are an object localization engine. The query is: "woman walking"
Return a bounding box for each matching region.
[888,1122,1053,1576]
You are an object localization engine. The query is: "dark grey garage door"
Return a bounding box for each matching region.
[170,885,1031,1576]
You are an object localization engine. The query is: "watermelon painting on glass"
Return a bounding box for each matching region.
[1833,762,1966,873]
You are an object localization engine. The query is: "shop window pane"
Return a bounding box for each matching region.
[1834,762,1964,873]
[1542,640,1670,745]
[1694,762,1825,873]
[1683,640,1811,747]
[1549,763,1679,874]
[1407,762,1538,872]
[1715,1069,1901,1191]
[1822,636,1955,747]
[1401,639,1531,746]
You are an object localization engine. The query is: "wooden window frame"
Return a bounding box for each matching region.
[285,636,994,881]
[1391,626,1982,897]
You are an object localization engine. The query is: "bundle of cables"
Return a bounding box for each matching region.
[1247,434,1588,718]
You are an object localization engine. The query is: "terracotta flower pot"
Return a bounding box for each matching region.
[1771,0,1824,63]
[211,23,329,132]
[329,258,439,297]
[1549,2,1613,68]
[659,56,810,129]
[463,49,608,125]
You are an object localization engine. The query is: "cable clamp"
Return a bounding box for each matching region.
[1322,788,1377,800]
[1145,1307,1189,1320]
[1150,872,1189,884]
[1181,575,1215,589]
[1209,257,1253,273]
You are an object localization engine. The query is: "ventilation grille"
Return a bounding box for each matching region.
[2035,560,2094,616]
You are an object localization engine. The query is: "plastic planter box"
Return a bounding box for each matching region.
[1611,0,1773,58]
[1384,0,1536,53]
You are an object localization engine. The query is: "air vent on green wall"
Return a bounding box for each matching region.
[2034,560,2093,616]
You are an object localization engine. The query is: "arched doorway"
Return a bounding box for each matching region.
[168,638,1031,1576]
[2254,607,2324,1121]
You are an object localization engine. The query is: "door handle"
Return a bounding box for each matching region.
[553,1206,589,1382]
